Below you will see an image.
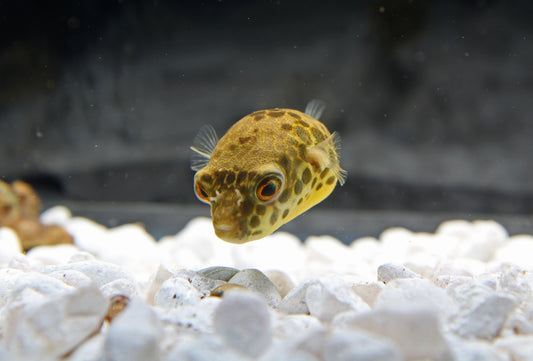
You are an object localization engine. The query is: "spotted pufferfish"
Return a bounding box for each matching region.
[190,100,346,244]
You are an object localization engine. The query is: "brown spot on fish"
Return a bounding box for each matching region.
[241,199,254,216]
[279,155,290,170]
[201,174,213,184]
[239,136,255,144]
[288,147,297,158]
[282,209,289,219]
[316,182,323,191]
[302,168,312,184]
[320,168,329,179]
[279,189,290,203]
[298,143,308,161]
[311,127,326,142]
[236,171,247,185]
[326,176,336,185]
[247,171,257,182]
[270,207,279,225]
[287,112,302,121]
[249,215,260,228]
[255,204,266,215]
[251,230,262,236]
[294,179,303,195]
[268,110,285,117]
[225,172,236,184]
[297,197,303,205]
[281,123,292,131]
[215,171,226,185]
[254,115,265,121]
[295,126,311,143]
[251,110,266,116]
[311,177,317,188]
[298,119,310,127]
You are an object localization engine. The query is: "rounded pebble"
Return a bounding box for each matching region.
[228,268,282,307]
[154,276,205,308]
[324,329,402,361]
[214,291,272,358]
[104,299,163,361]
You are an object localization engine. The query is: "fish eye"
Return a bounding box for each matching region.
[255,174,284,203]
[194,180,210,204]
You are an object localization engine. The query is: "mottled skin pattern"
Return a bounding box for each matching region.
[193,108,343,243]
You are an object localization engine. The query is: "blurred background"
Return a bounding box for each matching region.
[1,0,532,241]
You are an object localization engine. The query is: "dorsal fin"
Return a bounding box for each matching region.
[190,125,219,171]
[305,99,326,120]
[306,132,347,186]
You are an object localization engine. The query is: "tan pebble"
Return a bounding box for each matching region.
[106,295,131,322]
[198,266,240,281]
[229,269,282,307]
[264,270,295,298]
[210,284,249,298]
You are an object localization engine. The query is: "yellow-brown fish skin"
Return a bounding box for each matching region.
[192,106,346,244]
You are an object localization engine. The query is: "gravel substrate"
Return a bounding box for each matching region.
[1,206,532,361]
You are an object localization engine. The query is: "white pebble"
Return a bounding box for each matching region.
[154,277,205,308]
[436,219,508,261]
[0,227,22,264]
[494,234,533,269]
[374,278,456,321]
[104,299,163,361]
[67,334,105,361]
[40,205,72,226]
[323,329,402,361]
[10,271,74,298]
[494,335,533,361]
[377,263,421,283]
[48,269,93,289]
[353,282,384,306]
[5,285,107,359]
[305,277,370,322]
[8,253,33,271]
[214,291,272,358]
[157,297,221,334]
[273,314,324,344]
[260,348,320,361]
[450,282,518,340]
[164,334,251,361]
[26,244,80,266]
[100,278,139,299]
[145,266,173,305]
[447,335,510,361]
[0,268,23,308]
[44,260,136,287]
[502,310,533,336]
[342,305,448,360]
[279,280,313,315]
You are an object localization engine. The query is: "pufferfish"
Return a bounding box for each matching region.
[190,100,346,244]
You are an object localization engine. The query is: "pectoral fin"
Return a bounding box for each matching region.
[190,125,219,171]
[306,132,347,186]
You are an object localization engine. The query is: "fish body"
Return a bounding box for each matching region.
[190,100,346,243]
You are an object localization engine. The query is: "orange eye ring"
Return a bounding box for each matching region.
[255,174,284,203]
[194,180,210,204]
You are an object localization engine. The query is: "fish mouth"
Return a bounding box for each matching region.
[214,223,237,232]
[213,223,248,244]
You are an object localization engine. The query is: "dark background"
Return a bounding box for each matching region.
[1,0,532,240]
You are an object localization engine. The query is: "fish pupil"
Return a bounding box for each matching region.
[261,182,277,197]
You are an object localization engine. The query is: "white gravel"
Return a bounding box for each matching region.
[0,206,532,361]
